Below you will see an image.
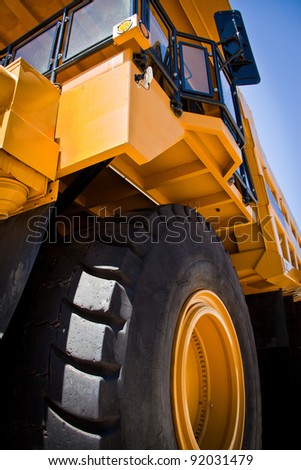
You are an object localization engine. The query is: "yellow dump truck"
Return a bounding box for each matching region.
[0,0,300,450]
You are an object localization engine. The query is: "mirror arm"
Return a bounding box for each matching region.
[216,34,237,47]
[219,46,244,71]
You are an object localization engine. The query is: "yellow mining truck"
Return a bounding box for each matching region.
[0,0,300,450]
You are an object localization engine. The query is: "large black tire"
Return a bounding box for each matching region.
[0,205,261,449]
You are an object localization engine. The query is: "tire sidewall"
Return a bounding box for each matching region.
[122,225,260,449]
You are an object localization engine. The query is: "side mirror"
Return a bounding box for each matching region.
[214,10,260,86]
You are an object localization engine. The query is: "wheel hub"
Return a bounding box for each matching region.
[172,290,245,449]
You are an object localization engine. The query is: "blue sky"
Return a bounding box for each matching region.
[230,0,301,230]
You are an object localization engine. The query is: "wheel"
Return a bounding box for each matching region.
[0,205,261,449]
[172,290,246,449]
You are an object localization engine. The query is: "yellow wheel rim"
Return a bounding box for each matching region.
[172,290,245,449]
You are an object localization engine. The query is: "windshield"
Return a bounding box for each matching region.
[4,0,133,74]
[14,24,58,74]
[65,0,132,60]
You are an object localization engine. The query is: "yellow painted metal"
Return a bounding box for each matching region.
[230,92,301,300]
[113,14,152,51]
[6,59,59,139]
[55,51,184,176]
[56,49,255,229]
[21,180,59,214]
[0,149,59,218]
[0,151,47,195]
[177,0,230,39]
[180,112,242,181]
[255,251,301,289]
[0,58,60,217]
[1,110,59,180]
[2,59,60,177]
[0,177,28,220]
[172,290,245,450]
[0,66,16,112]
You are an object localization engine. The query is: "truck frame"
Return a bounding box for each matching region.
[0,0,300,450]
